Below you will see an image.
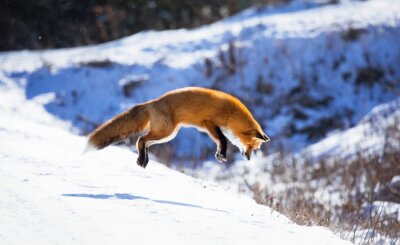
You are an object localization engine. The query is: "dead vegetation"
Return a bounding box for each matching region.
[78,59,114,68]
[241,115,400,244]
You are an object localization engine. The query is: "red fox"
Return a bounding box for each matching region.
[87,87,270,168]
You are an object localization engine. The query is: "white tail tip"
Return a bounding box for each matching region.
[83,142,97,154]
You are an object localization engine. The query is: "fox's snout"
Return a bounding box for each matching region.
[242,150,251,160]
[240,146,254,161]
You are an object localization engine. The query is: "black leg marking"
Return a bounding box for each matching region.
[215,126,227,162]
[137,140,149,168]
[143,147,149,168]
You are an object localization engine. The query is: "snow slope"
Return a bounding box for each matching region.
[188,98,400,244]
[1,0,399,164]
[0,84,352,244]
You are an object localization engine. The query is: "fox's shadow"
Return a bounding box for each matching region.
[62,193,227,213]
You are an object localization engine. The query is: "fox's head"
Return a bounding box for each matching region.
[240,129,270,160]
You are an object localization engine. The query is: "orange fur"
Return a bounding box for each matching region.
[87,104,149,149]
[87,87,270,167]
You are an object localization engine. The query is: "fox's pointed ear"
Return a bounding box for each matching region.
[256,132,270,142]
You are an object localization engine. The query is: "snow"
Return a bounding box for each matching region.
[307,99,400,160]
[1,0,399,243]
[0,84,352,244]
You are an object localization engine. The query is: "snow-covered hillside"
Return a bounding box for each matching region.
[0,0,399,243]
[0,84,352,244]
[190,98,400,244]
[1,0,399,164]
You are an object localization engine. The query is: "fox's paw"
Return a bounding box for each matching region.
[137,158,148,168]
[137,154,149,168]
[215,152,227,162]
[137,158,144,168]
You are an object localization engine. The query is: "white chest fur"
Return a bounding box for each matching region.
[220,127,245,152]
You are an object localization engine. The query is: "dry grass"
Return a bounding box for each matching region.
[246,151,399,244]
[243,117,400,244]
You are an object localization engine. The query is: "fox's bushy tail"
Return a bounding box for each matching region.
[87,104,149,150]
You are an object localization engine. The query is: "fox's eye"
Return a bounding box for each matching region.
[243,129,257,136]
[242,130,253,136]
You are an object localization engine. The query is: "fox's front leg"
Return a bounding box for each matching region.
[215,127,228,162]
[203,121,228,162]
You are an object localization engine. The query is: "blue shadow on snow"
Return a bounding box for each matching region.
[62,193,228,213]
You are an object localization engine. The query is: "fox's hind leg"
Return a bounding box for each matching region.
[136,124,179,168]
[136,139,149,168]
[203,121,228,162]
